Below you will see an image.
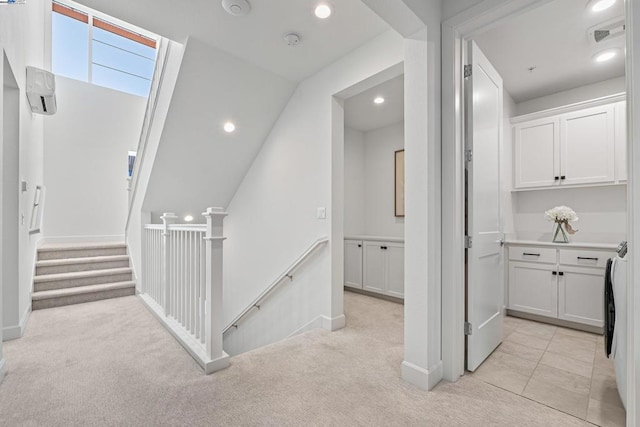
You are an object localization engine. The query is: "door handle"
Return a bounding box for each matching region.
[357,244,362,248]
[554,176,560,181]
[552,271,557,276]
[560,176,566,180]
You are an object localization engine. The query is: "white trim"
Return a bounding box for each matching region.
[626,1,639,425]
[39,235,126,246]
[401,360,443,391]
[287,316,324,338]
[510,93,626,124]
[2,305,30,341]
[321,314,346,332]
[0,358,6,384]
[138,293,229,374]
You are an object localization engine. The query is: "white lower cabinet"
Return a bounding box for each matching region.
[346,239,404,299]
[558,266,605,327]
[507,244,614,329]
[508,262,558,318]
[344,240,363,289]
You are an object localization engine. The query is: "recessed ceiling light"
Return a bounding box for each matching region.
[373,97,385,105]
[223,121,236,133]
[594,49,618,63]
[315,4,332,19]
[184,215,194,222]
[588,0,616,12]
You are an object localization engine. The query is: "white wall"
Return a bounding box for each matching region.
[344,126,365,236]
[0,0,50,352]
[222,30,405,355]
[515,76,626,116]
[513,186,627,244]
[142,37,296,221]
[364,122,405,237]
[344,122,405,238]
[43,77,146,242]
[502,91,517,238]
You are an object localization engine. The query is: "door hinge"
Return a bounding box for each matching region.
[464,64,472,78]
[464,322,473,336]
[465,149,473,162]
[464,236,473,249]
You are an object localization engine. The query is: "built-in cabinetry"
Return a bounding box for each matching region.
[513,98,626,190]
[344,237,404,299]
[507,242,616,329]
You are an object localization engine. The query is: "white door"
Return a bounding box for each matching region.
[362,242,385,294]
[560,104,615,185]
[558,267,605,327]
[514,117,560,189]
[508,262,558,318]
[386,243,404,298]
[466,41,504,372]
[344,240,363,289]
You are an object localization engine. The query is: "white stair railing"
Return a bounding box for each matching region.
[140,207,229,374]
[127,38,171,209]
[223,236,329,335]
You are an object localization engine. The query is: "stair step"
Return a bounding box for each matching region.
[38,242,127,261]
[34,267,133,292]
[32,281,136,310]
[36,255,130,275]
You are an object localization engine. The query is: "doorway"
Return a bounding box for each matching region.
[453,0,627,425]
[2,51,20,344]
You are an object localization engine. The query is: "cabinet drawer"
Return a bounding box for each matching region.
[509,246,556,264]
[559,249,615,269]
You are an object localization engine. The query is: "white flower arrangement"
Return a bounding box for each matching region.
[544,206,579,223]
[545,206,579,242]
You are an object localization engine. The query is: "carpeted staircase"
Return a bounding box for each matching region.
[32,242,136,310]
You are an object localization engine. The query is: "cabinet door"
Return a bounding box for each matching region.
[386,243,404,298]
[514,117,559,189]
[560,105,615,185]
[615,101,627,183]
[344,240,363,289]
[558,266,604,327]
[508,262,558,318]
[363,242,385,294]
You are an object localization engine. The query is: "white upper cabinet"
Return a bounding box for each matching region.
[512,98,625,190]
[514,117,559,189]
[560,104,615,186]
[615,101,627,182]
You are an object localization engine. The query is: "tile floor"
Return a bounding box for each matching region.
[471,316,626,426]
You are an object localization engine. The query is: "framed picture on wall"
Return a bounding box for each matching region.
[395,149,405,217]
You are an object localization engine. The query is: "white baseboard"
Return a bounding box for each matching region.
[287,316,323,339]
[2,305,31,341]
[40,235,125,246]
[321,314,346,331]
[0,358,6,384]
[401,360,443,391]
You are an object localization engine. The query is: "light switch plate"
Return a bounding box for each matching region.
[317,207,326,219]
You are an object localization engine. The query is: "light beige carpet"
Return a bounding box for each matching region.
[0,292,591,426]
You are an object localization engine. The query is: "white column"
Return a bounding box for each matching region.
[160,212,177,314]
[202,207,230,374]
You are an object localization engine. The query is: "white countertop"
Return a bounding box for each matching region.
[505,240,618,251]
[345,235,404,243]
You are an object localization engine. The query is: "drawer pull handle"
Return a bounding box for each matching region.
[577,256,598,261]
[523,253,540,257]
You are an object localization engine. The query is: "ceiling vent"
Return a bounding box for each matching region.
[222,0,251,16]
[588,17,625,44]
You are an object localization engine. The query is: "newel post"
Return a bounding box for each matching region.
[203,207,230,373]
[161,212,177,315]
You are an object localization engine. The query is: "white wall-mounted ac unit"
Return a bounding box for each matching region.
[26,66,57,115]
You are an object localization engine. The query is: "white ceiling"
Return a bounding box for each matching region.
[474,0,625,103]
[74,0,390,82]
[344,74,404,132]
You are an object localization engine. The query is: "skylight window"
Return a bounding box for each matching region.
[51,2,157,97]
